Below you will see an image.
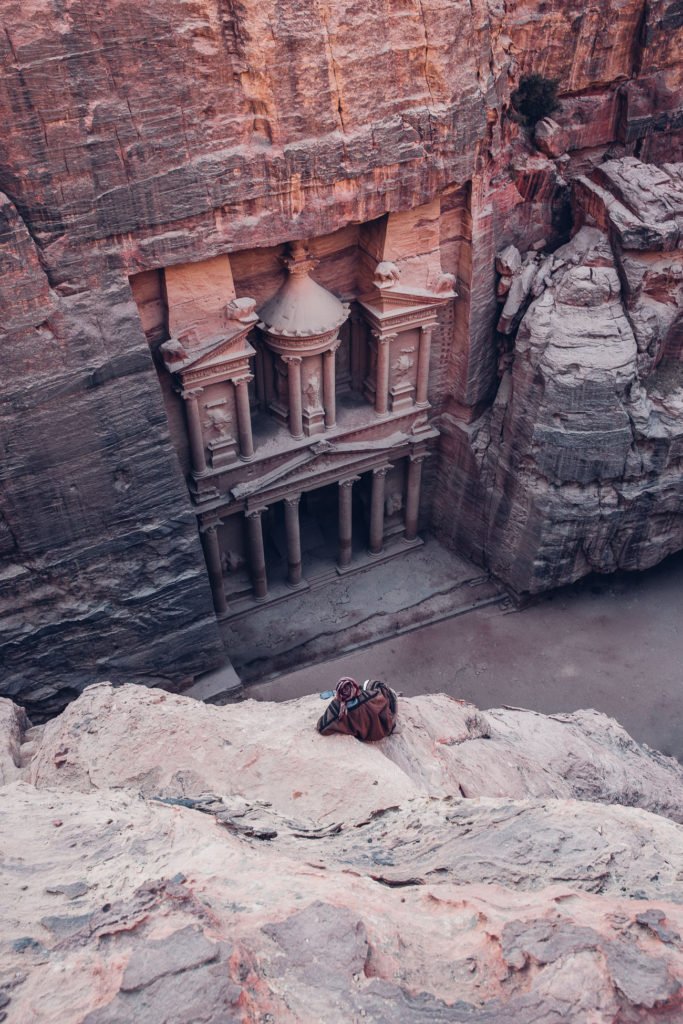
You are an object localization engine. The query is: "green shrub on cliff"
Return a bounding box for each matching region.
[511,74,560,126]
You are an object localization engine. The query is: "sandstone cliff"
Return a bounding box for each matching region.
[0,1,682,710]
[2,684,683,1021]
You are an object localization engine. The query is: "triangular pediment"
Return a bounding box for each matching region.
[231,431,421,502]
[162,319,257,376]
[359,288,453,316]
[182,326,255,371]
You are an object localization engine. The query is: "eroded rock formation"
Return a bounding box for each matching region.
[442,162,683,593]
[0,1,682,709]
[2,684,683,1021]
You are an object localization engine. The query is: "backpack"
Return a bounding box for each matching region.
[316,678,398,741]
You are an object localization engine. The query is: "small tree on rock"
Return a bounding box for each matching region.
[510,74,560,127]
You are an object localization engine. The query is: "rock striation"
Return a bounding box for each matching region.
[2,684,683,1021]
[442,162,683,593]
[0,1,682,708]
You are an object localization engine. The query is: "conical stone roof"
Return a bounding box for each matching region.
[259,242,348,338]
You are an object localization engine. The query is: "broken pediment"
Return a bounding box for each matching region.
[230,430,433,501]
[160,322,257,378]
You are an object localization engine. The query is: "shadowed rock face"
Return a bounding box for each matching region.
[447,164,683,595]
[0,2,682,710]
[2,685,683,1021]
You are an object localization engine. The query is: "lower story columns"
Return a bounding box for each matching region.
[338,476,359,569]
[200,521,228,616]
[245,507,268,601]
[283,494,303,588]
[369,466,390,555]
[404,455,426,541]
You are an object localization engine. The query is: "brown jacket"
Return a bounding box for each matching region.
[316,680,397,741]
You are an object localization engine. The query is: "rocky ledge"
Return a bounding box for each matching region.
[2,683,683,1021]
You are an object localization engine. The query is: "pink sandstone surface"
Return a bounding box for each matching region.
[0,1,681,710]
[2,684,683,1021]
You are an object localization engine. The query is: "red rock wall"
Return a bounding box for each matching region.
[0,0,681,709]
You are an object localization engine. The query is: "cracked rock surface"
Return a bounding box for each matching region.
[455,162,683,595]
[2,683,683,1021]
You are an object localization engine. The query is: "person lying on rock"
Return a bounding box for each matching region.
[316,677,397,741]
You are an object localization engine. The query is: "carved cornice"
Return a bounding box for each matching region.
[262,326,342,359]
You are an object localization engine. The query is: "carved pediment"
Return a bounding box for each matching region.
[161,323,256,377]
[365,288,453,310]
[231,431,423,501]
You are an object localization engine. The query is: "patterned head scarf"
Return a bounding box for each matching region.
[336,677,361,717]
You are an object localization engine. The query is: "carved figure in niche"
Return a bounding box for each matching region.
[203,406,233,437]
[385,491,403,516]
[222,550,246,574]
[304,372,322,408]
[373,261,400,289]
[392,349,415,378]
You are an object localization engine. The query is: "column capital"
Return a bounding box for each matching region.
[181,387,204,400]
[283,493,301,508]
[372,464,391,479]
[371,330,397,345]
[409,451,429,465]
[245,506,267,520]
[420,323,436,338]
[326,338,342,355]
[199,520,220,535]
[233,374,254,387]
[338,475,361,490]
[282,354,303,366]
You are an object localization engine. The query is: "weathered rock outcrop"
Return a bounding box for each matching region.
[1,1,682,708]
[2,685,683,1021]
[440,161,683,593]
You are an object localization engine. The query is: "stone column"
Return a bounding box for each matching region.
[337,476,359,569]
[182,388,207,476]
[255,346,267,410]
[350,312,364,392]
[416,325,434,406]
[283,494,303,588]
[263,346,275,406]
[323,341,339,429]
[200,521,228,616]
[374,333,393,416]
[234,376,255,461]
[369,466,390,555]
[284,356,304,439]
[404,455,426,542]
[245,508,268,601]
